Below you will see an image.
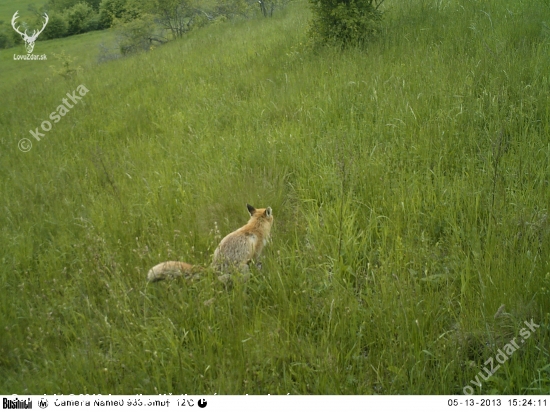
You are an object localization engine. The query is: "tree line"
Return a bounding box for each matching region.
[1,0,386,52]
[0,0,286,51]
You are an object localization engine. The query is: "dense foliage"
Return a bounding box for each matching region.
[0,0,288,50]
[309,0,383,46]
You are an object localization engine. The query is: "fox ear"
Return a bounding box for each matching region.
[266,207,272,217]
[246,204,256,215]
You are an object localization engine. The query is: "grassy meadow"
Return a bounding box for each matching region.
[0,0,115,91]
[1,0,550,394]
[0,0,46,25]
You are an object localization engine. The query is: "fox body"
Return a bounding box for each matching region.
[147,204,273,282]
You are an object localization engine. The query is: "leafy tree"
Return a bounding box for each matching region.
[83,12,101,31]
[150,0,201,38]
[99,0,126,27]
[116,14,166,54]
[86,0,103,10]
[47,0,102,12]
[66,2,97,35]
[4,22,24,47]
[99,0,142,28]
[46,0,80,10]
[258,0,274,17]
[214,0,250,18]
[0,24,16,49]
[40,12,69,39]
[309,0,384,46]
[146,0,256,37]
[49,51,83,77]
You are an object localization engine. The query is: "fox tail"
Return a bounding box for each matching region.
[147,261,202,282]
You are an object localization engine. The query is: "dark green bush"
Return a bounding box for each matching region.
[99,0,140,28]
[309,0,384,46]
[46,0,102,12]
[0,22,18,49]
[66,2,96,35]
[116,14,156,54]
[83,13,102,31]
[41,12,69,39]
[0,29,12,49]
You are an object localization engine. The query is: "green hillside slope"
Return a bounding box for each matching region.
[0,0,549,394]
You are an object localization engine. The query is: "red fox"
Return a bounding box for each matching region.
[147,204,273,282]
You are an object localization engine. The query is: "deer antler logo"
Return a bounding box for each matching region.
[11,11,49,54]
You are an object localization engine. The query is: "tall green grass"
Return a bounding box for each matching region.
[0,0,549,394]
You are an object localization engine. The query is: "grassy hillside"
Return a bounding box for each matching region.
[1,0,549,394]
[0,0,114,91]
[0,0,47,24]
[0,29,116,91]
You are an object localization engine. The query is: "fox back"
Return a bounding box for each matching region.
[212,204,273,272]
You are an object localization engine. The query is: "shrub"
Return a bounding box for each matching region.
[83,13,102,31]
[214,0,250,18]
[7,24,24,47]
[0,30,11,49]
[99,0,140,28]
[46,0,102,12]
[309,0,384,46]
[41,12,69,39]
[49,51,83,78]
[192,13,210,30]
[116,14,158,55]
[0,22,19,49]
[66,2,96,35]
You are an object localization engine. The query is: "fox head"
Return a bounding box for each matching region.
[246,204,273,232]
